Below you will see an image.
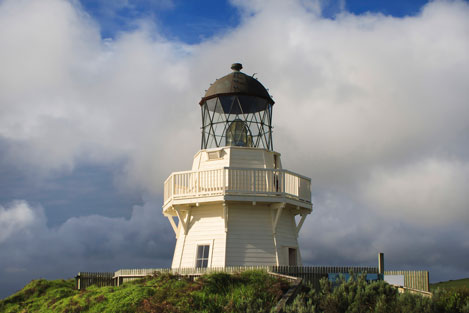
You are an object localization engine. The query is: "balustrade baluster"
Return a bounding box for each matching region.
[252,169,256,193]
[196,171,199,195]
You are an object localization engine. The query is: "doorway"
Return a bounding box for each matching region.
[288,248,297,266]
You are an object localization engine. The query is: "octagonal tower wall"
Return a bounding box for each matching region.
[192,146,282,171]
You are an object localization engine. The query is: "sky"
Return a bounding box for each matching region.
[0,0,469,298]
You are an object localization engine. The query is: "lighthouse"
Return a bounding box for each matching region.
[163,63,312,269]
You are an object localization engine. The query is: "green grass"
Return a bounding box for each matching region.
[431,278,469,291]
[0,270,289,313]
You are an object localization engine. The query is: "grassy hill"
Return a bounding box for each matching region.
[0,270,288,313]
[3,272,469,313]
[431,278,469,291]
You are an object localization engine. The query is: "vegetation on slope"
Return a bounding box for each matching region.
[0,270,288,313]
[431,278,469,291]
[284,274,469,313]
[3,271,469,313]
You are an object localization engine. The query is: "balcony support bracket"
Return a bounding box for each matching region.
[296,213,307,237]
[271,202,285,235]
[166,214,178,238]
[175,207,192,235]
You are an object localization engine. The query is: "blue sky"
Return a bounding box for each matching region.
[80,0,242,43]
[1,0,469,299]
[79,0,432,43]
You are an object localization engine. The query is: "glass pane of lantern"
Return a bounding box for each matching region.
[214,98,226,114]
[218,95,237,114]
[212,119,225,138]
[207,135,215,148]
[202,107,211,128]
[205,98,217,112]
[212,111,226,125]
[237,95,268,113]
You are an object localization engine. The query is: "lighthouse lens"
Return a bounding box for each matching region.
[226,119,252,147]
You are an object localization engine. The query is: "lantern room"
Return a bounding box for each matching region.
[200,63,274,150]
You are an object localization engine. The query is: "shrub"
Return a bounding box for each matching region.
[283,273,442,313]
[432,287,469,313]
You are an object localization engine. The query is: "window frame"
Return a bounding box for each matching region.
[194,241,213,268]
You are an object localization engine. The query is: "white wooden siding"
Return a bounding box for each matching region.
[191,153,202,171]
[225,204,277,266]
[168,147,311,269]
[229,148,276,169]
[171,204,226,269]
[192,147,280,170]
[193,149,230,171]
[275,209,301,265]
[171,203,304,268]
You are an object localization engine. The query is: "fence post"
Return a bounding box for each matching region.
[378,253,384,276]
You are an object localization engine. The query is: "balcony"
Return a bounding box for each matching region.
[163,167,311,209]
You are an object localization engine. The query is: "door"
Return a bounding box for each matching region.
[288,248,297,266]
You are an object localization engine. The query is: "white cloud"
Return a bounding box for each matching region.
[0,0,197,186]
[361,158,469,226]
[0,201,38,242]
[1,0,468,197]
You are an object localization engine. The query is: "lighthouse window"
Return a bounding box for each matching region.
[196,245,210,268]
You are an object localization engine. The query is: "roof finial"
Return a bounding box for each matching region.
[231,63,242,71]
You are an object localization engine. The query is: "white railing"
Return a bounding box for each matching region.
[164,167,311,205]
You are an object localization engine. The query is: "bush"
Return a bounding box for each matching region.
[283,274,469,313]
[432,287,469,313]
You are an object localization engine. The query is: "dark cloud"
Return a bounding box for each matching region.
[300,194,469,282]
[0,200,174,297]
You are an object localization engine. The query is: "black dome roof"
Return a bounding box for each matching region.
[199,63,274,105]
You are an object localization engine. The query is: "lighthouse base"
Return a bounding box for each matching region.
[170,202,302,269]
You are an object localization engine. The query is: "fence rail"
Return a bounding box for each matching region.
[164,167,312,205]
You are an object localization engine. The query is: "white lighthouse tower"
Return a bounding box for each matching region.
[163,63,312,269]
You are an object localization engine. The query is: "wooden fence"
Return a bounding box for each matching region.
[384,270,429,292]
[272,265,378,290]
[76,266,429,292]
[75,272,114,290]
[77,266,375,290]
